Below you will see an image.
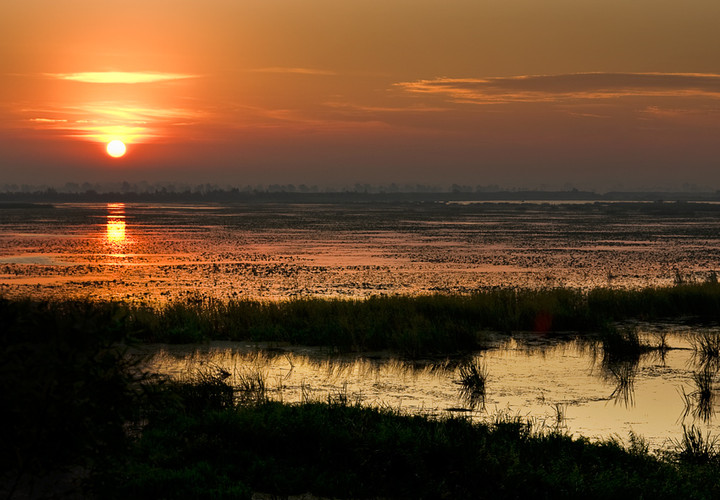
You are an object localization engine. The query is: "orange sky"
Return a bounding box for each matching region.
[2,0,720,190]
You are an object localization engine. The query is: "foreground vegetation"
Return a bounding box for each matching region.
[5,284,720,498]
[4,282,720,355]
[96,387,720,499]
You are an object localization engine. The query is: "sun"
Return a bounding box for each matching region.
[106,140,127,158]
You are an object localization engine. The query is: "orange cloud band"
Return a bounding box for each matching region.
[396,72,720,104]
[49,72,198,84]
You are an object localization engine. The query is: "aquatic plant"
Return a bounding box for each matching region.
[600,326,648,361]
[235,367,267,404]
[626,431,650,457]
[172,366,235,414]
[692,331,720,372]
[456,358,488,410]
[680,369,716,423]
[673,425,719,465]
[655,331,670,352]
[327,381,350,406]
[608,362,636,407]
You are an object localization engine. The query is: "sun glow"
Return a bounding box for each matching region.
[106,139,127,158]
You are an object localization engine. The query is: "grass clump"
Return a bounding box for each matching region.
[692,331,720,371]
[608,362,637,407]
[600,326,652,363]
[456,358,489,409]
[681,369,717,423]
[673,426,719,465]
[235,367,268,404]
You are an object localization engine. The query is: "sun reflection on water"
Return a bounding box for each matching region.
[106,203,127,245]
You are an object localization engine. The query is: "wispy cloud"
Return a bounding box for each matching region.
[25,103,203,142]
[29,117,68,123]
[396,73,720,104]
[48,71,198,84]
[248,67,336,76]
[323,101,449,113]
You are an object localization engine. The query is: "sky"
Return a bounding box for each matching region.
[2,0,720,191]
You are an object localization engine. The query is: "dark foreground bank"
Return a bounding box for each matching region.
[4,286,720,498]
[95,389,720,500]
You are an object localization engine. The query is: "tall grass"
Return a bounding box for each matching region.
[600,326,649,361]
[4,282,720,356]
[6,296,720,500]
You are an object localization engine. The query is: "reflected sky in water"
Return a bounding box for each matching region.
[141,328,720,450]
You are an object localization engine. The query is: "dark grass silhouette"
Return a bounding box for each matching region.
[4,282,720,356]
[94,372,720,499]
[5,296,720,499]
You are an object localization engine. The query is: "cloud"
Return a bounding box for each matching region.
[323,101,449,114]
[395,73,720,104]
[29,118,68,123]
[24,103,203,143]
[49,72,197,84]
[248,67,336,76]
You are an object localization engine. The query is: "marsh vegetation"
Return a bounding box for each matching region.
[5,283,720,497]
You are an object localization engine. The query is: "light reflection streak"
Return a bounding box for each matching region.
[106,203,127,245]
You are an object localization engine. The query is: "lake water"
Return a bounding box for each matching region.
[142,324,720,451]
[2,200,720,301]
[3,200,720,448]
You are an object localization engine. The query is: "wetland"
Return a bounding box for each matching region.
[5,199,720,497]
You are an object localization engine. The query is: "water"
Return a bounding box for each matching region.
[142,325,720,450]
[4,200,720,447]
[2,200,720,301]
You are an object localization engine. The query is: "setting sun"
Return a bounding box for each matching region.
[106,140,126,158]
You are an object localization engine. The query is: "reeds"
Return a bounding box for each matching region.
[692,331,720,372]
[673,425,719,464]
[5,283,720,356]
[551,402,568,431]
[680,369,717,423]
[600,326,649,362]
[235,367,268,404]
[608,362,636,407]
[456,358,488,410]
